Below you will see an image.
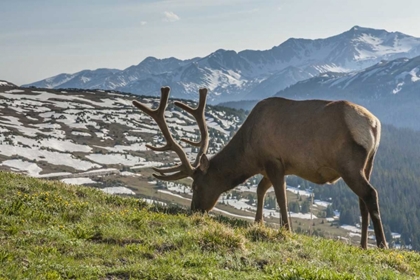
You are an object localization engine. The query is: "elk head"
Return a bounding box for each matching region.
[132,87,220,212]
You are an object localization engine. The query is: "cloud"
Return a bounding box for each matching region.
[140,21,147,26]
[163,11,180,22]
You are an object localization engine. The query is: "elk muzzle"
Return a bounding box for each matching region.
[190,200,205,213]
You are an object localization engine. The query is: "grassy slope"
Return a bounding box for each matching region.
[1,172,420,279]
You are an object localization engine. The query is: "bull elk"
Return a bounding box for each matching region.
[133,87,387,249]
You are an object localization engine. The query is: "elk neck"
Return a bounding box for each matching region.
[207,129,258,193]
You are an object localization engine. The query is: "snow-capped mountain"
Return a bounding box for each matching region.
[28,68,122,89]
[275,55,420,99]
[274,55,420,130]
[0,80,17,87]
[24,26,420,103]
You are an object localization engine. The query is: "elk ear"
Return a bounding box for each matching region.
[199,154,209,174]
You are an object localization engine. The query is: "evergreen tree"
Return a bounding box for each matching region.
[325,205,334,218]
[288,201,300,213]
[247,194,255,205]
[301,200,311,214]
[339,206,359,226]
[265,196,277,209]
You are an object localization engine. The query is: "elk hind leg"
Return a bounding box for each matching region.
[255,176,272,223]
[342,168,387,248]
[359,153,375,248]
[359,198,369,249]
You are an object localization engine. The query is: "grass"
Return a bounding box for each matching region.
[1,172,420,279]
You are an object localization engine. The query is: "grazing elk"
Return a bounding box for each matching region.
[133,87,387,249]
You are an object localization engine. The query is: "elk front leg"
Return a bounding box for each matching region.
[265,161,290,230]
[255,176,272,223]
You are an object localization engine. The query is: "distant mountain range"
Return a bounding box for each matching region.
[220,55,420,130]
[276,55,420,99]
[274,55,420,130]
[24,26,420,103]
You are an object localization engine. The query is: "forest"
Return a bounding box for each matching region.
[287,124,420,249]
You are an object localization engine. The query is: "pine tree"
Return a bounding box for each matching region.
[325,205,334,218]
[288,201,300,213]
[301,200,311,214]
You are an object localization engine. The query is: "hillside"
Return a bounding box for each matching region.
[218,100,258,112]
[0,84,243,177]
[24,26,420,103]
[0,84,353,243]
[2,84,420,249]
[1,172,420,279]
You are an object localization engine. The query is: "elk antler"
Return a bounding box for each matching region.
[132,87,194,180]
[174,88,209,167]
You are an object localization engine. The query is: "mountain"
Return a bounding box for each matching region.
[24,26,420,103]
[273,55,420,130]
[0,80,17,87]
[27,68,122,89]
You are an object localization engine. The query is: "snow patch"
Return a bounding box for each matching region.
[393,82,404,94]
[1,159,42,176]
[61,177,97,185]
[101,186,135,195]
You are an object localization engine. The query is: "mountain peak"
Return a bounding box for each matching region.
[138,56,159,65]
[144,56,158,61]
[349,25,370,32]
[211,49,238,56]
[0,80,17,87]
[24,26,420,103]
[345,25,392,36]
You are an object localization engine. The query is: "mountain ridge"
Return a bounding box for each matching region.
[273,54,420,130]
[24,26,420,103]
[218,54,420,130]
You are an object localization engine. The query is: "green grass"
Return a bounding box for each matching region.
[1,172,420,279]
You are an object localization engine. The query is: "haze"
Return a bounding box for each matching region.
[1,0,419,85]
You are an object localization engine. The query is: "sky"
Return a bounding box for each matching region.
[1,0,419,85]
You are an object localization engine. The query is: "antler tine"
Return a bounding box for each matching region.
[153,172,190,181]
[180,138,200,147]
[132,87,194,180]
[145,143,171,152]
[174,88,209,167]
[152,164,184,175]
[132,87,170,121]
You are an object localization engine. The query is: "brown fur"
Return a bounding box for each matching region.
[190,97,387,248]
[134,90,387,249]
[344,103,381,152]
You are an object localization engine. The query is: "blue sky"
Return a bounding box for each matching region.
[1,0,419,85]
